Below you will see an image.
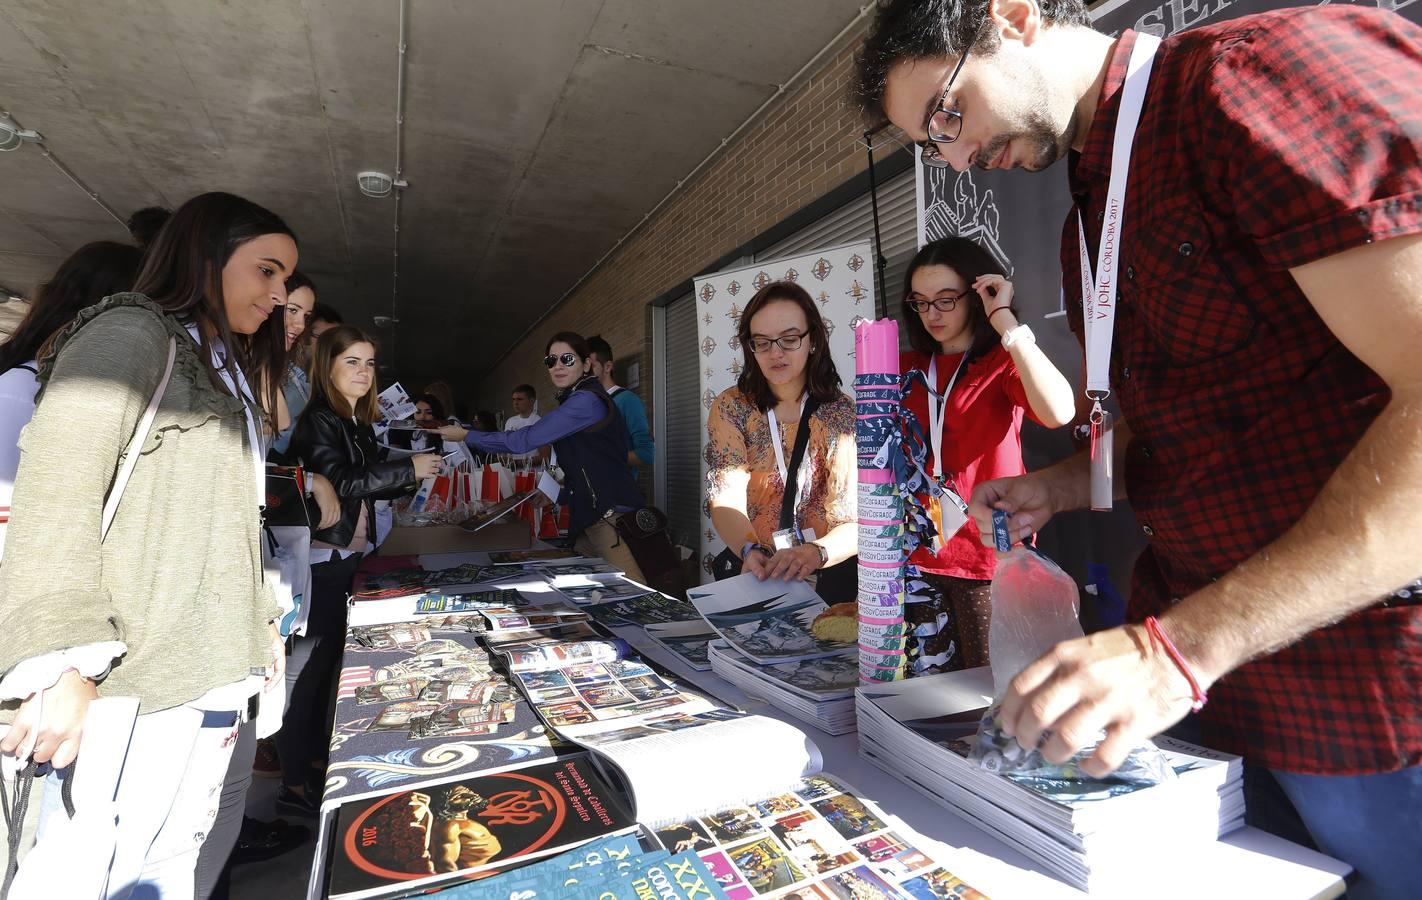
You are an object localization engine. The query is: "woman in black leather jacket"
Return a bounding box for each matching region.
[278,325,438,812]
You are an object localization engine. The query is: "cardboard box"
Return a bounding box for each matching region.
[379,520,531,556]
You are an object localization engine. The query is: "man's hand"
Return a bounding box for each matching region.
[0,670,98,769]
[310,472,341,530]
[968,473,1058,547]
[998,624,1199,777]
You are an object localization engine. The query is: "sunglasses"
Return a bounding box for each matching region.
[544,352,580,369]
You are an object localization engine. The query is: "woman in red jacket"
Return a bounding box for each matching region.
[900,238,1075,673]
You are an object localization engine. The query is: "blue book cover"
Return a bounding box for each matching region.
[567,851,727,900]
[435,833,651,898]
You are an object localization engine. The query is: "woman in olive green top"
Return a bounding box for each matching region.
[0,192,295,895]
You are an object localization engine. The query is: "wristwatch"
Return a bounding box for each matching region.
[809,541,829,568]
[1000,323,1036,350]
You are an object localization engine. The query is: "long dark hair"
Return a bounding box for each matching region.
[901,237,1013,361]
[132,192,296,426]
[735,281,842,412]
[0,241,143,374]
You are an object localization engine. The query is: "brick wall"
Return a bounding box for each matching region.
[475,27,898,429]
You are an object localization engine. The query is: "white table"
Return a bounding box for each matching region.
[350,549,1351,900]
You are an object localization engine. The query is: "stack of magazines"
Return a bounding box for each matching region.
[855,667,1246,893]
[688,575,859,735]
[707,642,857,735]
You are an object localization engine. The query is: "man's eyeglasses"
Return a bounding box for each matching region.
[906,289,974,314]
[544,352,579,369]
[748,332,808,354]
[919,44,971,170]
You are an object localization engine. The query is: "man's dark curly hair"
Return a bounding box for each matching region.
[851,0,1091,126]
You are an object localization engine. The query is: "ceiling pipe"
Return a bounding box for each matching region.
[493,3,878,365]
[388,0,410,364]
[0,108,127,228]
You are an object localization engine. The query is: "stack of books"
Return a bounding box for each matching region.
[855,667,1246,893]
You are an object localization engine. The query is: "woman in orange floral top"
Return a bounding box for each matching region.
[705,281,857,601]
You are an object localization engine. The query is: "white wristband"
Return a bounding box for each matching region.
[1000,323,1035,350]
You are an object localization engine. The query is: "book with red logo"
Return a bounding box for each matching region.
[326,755,638,899]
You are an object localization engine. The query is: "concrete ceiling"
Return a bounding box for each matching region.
[0,0,868,383]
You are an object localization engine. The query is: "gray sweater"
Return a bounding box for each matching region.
[0,294,278,716]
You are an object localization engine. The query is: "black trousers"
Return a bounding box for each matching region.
[277,552,361,788]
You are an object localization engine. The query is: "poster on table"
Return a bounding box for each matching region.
[692,241,874,577]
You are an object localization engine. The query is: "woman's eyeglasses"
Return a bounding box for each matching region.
[906,289,973,314]
[749,332,808,354]
[544,352,579,369]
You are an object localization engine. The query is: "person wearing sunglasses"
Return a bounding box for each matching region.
[432,333,645,581]
[898,237,1073,674]
[705,281,858,600]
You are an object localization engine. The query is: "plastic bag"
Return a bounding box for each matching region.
[968,545,1175,790]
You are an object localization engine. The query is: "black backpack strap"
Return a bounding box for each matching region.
[777,396,821,533]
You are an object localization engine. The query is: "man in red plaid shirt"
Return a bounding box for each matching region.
[855,0,1421,895]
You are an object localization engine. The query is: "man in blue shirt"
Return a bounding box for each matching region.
[587,335,655,475]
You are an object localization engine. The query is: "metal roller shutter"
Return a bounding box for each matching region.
[656,292,705,551]
[760,168,918,323]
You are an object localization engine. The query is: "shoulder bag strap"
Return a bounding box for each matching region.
[777,396,821,532]
[101,336,176,542]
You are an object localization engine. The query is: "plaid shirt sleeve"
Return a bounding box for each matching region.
[1198,11,1422,270]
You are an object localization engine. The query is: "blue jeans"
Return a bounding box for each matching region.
[1269,764,1422,900]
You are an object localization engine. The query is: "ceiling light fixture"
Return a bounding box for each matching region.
[0,119,43,152]
[357,171,406,198]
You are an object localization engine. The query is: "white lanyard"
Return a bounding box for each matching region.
[925,353,969,480]
[1076,33,1159,512]
[186,325,266,511]
[1077,32,1160,403]
[767,396,808,515]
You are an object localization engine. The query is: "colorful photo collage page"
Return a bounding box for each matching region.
[651,774,988,900]
[435,833,724,900]
[508,650,717,740]
[324,615,568,807]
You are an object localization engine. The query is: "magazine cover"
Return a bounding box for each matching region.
[326,756,639,899]
[536,561,625,581]
[488,549,590,566]
[687,575,852,664]
[325,625,566,807]
[644,621,717,671]
[434,833,656,898]
[413,589,532,616]
[713,646,860,701]
[356,564,496,600]
[558,579,659,607]
[460,490,539,532]
[647,774,987,899]
[859,669,1238,808]
[584,592,703,628]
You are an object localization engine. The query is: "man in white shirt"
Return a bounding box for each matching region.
[504,383,546,466]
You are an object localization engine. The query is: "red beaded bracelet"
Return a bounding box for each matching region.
[1143,616,1208,711]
